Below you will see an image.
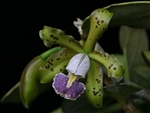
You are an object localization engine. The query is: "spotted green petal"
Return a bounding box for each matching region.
[85,59,103,108]
[38,48,77,83]
[39,26,84,53]
[83,9,113,53]
[88,51,125,78]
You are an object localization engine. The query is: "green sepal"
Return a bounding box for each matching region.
[38,48,77,83]
[88,51,125,78]
[83,9,113,53]
[39,26,84,53]
[85,59,103,108]
[19,56,44,109]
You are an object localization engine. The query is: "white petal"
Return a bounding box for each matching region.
[66,53,83,74]
[75,55,90,77]
[66,53,90,78]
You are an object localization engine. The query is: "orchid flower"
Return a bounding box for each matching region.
[52,53,90,100]
[38,8,125,108]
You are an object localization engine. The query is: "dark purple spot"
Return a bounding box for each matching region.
[113,67,116,70]
[101,20,104,23]
[108,64,113,69]
[51,68,54,72]
[97,104,100,106]
[103,28,106,31]
[47,65,50,68]
[95,17,98,20]
[97,20,100,26]
[56,58,60,60]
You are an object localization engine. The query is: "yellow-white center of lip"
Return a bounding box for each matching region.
[66,74,77,88]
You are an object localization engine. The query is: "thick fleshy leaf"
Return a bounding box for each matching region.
[38,48,77,83]
[19,56,44,108]
[83,8,113,53]
[0,82,21,103]
[104,82,142,105]
[104,1,150,29]
[0,82,52,104]
[81,1,150,40]
[142,51,150,67]
[131,66,150,89]
[1,47,61,103]
[119,26,149,80]
[85,59,103,108]
[39,26,84,53]
[88,51,124,78]
[19,46,63,108]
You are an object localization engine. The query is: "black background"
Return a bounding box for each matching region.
[1,1,149,113]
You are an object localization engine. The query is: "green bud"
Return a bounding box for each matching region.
[85,59,103,108]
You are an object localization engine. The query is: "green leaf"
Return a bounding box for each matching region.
[104,1,150,29]
[104,82,142,105]
[1,47,62,105]
[81,1,150,39]
[0,82,21,103]
[1,82,52,104]
[131,66,150,89]
[119,26,149,80]
[19,56,44,108]
[142,51,150,67]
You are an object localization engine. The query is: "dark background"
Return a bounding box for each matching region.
[1,1,149,113]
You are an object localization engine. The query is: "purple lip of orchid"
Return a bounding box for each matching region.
[52,53,90,100]
[52,73,85,100]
